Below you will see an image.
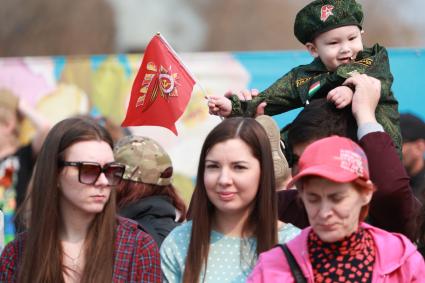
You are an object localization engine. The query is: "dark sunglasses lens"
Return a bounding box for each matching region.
[79,163,101,185]
[104,164,124,185]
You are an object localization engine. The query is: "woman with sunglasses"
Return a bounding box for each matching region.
[0,117,162,283]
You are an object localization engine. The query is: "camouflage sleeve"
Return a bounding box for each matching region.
[230,70,303,117]
[335,44,402,157]
[335,44,394,101]
[308,45,393,100]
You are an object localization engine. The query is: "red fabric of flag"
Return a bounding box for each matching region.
[121,34,195,135]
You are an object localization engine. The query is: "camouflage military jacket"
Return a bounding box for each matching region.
[230,43,401,154]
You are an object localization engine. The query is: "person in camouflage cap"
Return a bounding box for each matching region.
[114,135,173,185]
[207,0,402,158]
[113,135,186,246]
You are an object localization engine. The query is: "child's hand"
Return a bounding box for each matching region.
[326,86,354,109]
[344,74,381,125]
[227,89,267,117]
[207,94,232,117]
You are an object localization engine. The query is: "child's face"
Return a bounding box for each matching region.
[305,25,363,71]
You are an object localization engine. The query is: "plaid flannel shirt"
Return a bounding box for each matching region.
[0,217,162,282]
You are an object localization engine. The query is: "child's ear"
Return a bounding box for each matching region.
[305,42,319,58]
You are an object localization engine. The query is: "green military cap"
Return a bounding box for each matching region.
[294,0,363,44]
[114,135,173,186]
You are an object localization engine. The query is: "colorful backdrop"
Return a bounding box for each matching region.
[1,48,424,203]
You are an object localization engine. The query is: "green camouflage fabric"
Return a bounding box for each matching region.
[113,135,173,186]
[294,0,363,44]
[230,44,402,156]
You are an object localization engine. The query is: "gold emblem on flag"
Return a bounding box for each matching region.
[147,62,157,72]
[136,63,180,111]
[158,66,178,97]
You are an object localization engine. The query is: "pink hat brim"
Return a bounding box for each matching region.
[287,164,364,189]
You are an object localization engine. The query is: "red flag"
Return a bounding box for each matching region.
[121,34,195,135]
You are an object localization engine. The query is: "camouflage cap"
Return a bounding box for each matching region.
[113,135,173,186]
[294,0,363,44]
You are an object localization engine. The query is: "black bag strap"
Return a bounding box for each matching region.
[278,244,307,283]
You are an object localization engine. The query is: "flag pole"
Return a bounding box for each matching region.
[156,32,210,101]
[157,32,223,120]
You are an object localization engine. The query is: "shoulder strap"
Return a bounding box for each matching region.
[279,244,307,283]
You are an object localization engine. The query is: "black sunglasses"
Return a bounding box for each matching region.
[60,161,125,186]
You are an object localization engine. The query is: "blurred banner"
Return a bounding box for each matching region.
[0,210,4,253]
[1,49,424,202]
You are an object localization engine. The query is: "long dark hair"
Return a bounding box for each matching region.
[18,117,117,283]
[183,117,278,282]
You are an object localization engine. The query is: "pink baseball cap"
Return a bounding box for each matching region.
[287,136,370,188]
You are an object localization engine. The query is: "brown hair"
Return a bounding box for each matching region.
[0,89,20,147]
[353,180,375,222]
[116,181,187,222]
[18,117,116,283]
[286,98,357,167]
[183,117,278,282]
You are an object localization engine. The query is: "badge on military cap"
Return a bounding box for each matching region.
[320,4,334,22]
[294,0,364,44]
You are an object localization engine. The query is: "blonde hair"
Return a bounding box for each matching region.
[0,89,20,145]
